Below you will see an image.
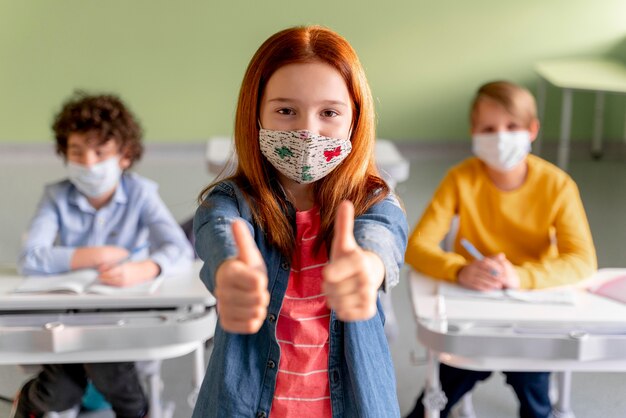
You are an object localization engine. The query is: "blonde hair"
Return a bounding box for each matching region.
[470,81,537,128]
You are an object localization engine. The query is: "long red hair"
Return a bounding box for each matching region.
[200,25,389,257]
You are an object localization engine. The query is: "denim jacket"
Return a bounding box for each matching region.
[192,180,408,418]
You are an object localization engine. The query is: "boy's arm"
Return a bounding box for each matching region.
[514,180,597,289]
[18,189,75,275]
[353,192,408,292]
[71,247,130,270]
[140,188,194,277]
[405,172,468,282]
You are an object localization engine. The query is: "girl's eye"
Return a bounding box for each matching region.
[482,126,495,133]
[321,110,339,118]
[277,108,295,116]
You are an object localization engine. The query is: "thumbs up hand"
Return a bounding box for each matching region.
[214,220,270,334]
[323,201,385,321]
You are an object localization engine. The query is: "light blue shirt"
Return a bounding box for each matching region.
[19,172,193,276]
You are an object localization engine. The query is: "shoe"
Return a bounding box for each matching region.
[9,381,42,418]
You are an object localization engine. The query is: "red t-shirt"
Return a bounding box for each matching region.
[271,207,332,417]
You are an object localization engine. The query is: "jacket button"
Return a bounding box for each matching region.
[267,360,276,369]
[280,261,290,270]
[268,314,276,323]
[257,412,267,418]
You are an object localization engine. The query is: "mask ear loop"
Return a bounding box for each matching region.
[347,118,355,141]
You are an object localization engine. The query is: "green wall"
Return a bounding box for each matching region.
[1,0,625,143]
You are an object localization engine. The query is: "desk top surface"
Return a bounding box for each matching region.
[535,58,626,93]
[410,268,626,325]
[0,260,216,311]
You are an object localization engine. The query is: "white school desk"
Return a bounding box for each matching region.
[0,261,216,418]
[409,269,626,418]
[535,58,626,171]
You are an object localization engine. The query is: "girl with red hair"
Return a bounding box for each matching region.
[192,26,407,417]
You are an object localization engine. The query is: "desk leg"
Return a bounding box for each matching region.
[558,89,573,171]
[423,350,447,418]
[187,342,206,408]
[535,77,548,156]
[149,371,163,418]
[551,371,575,418]
[592,92,605,159]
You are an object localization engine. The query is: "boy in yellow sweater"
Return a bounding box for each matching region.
[404,81,596,418]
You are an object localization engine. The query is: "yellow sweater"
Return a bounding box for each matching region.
[406,155,597,289]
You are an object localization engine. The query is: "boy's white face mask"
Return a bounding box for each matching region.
[259,128,352,184]
[472,130,531,171]
[67,156,122,198]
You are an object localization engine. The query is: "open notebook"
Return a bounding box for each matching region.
[437,281,576,305]
[12,269,163,296]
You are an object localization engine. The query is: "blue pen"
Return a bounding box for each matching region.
[116,243,150,265]
[460,238,499,277]
[460,238,484,260]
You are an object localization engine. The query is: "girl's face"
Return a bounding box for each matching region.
[259,61,353,140]
[471,98,539,140]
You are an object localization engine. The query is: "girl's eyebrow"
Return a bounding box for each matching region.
[267,97,349,107]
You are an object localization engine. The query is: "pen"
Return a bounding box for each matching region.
[460,238,499,277]
[460,238,484,261]
[116,243,150,266]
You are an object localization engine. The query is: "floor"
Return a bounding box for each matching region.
[1,141,625,417]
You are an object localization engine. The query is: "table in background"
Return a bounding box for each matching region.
[535,58,626,170]
[409,269,626,418]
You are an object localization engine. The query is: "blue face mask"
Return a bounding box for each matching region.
[67,156,122,198]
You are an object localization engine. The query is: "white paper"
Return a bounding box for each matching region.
[12,269,163,296]
[437,281,576,305]
[12,269,99,294]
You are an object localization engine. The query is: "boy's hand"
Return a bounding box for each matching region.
[457,258,505,291]
[323,201,384,322]
[70,246,129,270]
[493,253,520,289]
[214,220,270,334]
[98,260,160,287]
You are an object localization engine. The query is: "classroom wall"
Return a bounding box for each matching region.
[1,0,625,143]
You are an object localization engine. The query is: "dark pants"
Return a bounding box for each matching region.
[405,364,551,418]
[15,362,147,418]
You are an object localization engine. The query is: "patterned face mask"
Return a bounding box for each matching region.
[259,129,352,184]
